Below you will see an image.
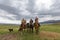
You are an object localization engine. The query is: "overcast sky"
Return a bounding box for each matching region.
[0,0,60,24]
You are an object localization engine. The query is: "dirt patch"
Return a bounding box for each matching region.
[40,31,60,39]
[0,34,17,40]
[0,31,60,40]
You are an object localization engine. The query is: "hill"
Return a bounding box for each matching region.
[40,20,60,24]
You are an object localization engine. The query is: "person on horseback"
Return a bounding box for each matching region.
[19,18,26,31]
[34,17,40,34]
[29,19,34,33]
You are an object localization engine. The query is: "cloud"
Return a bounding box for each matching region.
[0,0,60,24]
[0,17,20,24]
[39,16,60,22]
[35,0,53,11]
[0,9,17,20]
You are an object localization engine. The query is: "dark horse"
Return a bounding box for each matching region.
[26,19,34,32]
[29,19,34,32]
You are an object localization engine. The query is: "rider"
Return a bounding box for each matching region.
[29,19,34,32]
[34,17,40,34]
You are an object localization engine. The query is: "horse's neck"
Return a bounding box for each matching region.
[35,22,38,24]
[35,22,39,25]
[21,23,25,26]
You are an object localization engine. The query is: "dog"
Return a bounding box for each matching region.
[8,29,13,32]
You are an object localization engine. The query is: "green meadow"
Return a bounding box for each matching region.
[0,23,60,40]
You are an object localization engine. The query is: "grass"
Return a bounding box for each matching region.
[40,24,60,33]
[40,24,60,40]
[0,23,60,40]
[0,24,19,34]
[0,24,40,40]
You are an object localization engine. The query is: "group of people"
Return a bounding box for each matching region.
[18,17,40,34]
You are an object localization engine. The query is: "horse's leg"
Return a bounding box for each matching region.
[31,27,33,33]
[35,27,39,34]
[23,27,26,32]
[35,28,38,34]
[27,27,28,32]
[27,27,29,32]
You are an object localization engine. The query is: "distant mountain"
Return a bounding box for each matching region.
[0,20,60,25]
[40,20,60,24]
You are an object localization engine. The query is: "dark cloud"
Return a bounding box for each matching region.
[1,0,11,5]
[0,4,19,15]
[0,16,14,20]
[36,0,60,17]
[26,0,36,13]
[0,0,60,21]
[0,4,22,20]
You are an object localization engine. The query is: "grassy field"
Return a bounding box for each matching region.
[40,24,60,40]
[0,23,60,40]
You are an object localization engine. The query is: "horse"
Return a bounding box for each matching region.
[29,19,34,32]
[34,23,40,34]
[34,17,40,34]
[18,18,26,31]
[26,19,34,33]
[26,23,30,32]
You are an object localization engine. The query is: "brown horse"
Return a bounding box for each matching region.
[18,18,26,31]
[34,17,40,34]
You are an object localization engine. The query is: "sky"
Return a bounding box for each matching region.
[0,0,60,24]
